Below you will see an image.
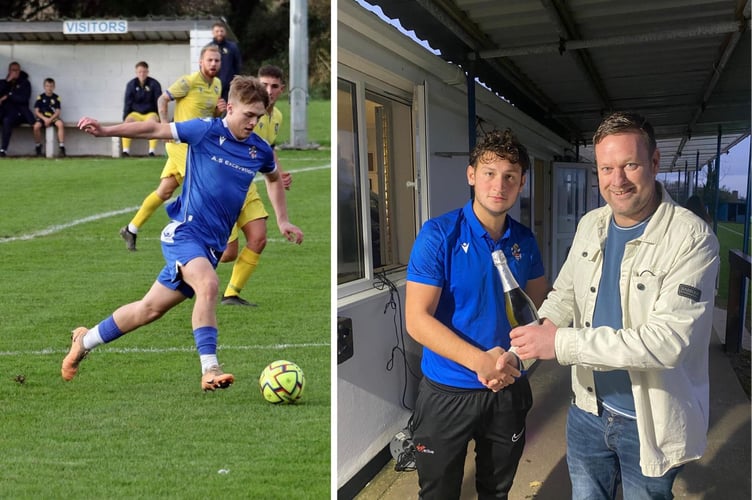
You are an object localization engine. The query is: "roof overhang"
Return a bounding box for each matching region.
[362,0,751,173]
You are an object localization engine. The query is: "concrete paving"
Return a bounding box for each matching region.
[353,307,751,499]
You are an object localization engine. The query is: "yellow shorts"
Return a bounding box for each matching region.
[228,183,269,243]
[161,142,187,182]
[125,111,159,122]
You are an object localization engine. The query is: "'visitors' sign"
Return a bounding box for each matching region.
[63,20,128,35]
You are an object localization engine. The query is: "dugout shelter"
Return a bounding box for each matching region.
[0,19,226,157]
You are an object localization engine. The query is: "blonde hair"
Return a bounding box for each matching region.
[228,75,269,109]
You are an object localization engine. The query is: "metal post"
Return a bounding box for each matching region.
[745,135,751,256]
[289,0,309,148]
[695,150,699,192]
[712,125,722,234]
[684,160,688,200]
[738,135,751,353]
[466,69,476,153]
[467,66,476,199]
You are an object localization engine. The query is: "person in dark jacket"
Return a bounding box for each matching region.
[122,61,162,156]
[0,61,35,156]
[211,21,242,102]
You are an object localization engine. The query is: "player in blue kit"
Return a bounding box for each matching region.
[63,76,304,391]
[405,129,550,498]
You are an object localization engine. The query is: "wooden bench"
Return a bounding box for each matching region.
[10,122,164,158]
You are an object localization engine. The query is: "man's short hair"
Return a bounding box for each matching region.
[135,61,149,70]
[469,128,530,174]
[593,111,657,155]
[201,44,221,58]
[258,65,284,82]
[212,21,227,30]
[44,77,55,85]
[228,75,269,109]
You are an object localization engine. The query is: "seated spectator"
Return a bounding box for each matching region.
[33,77,66,157]
[0,61,35,157]
[122,61,162,156]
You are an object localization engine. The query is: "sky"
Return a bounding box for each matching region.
[659,136,751,198]
[717,136,751,197]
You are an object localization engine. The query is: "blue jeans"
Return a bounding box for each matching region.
[566,404,682,500]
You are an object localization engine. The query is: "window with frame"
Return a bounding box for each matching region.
[337,77,417,288]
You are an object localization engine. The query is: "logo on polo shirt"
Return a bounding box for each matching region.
[461,242,469,253]
[511,243,522,261]
[219,136,226,146]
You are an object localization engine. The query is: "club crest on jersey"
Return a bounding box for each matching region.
[249,146,258,159]
[511,243,522,261]
[219,136,227,146]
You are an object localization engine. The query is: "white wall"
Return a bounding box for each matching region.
[0,35,209,156]
[337,0,572,490]
[337,288,421,487]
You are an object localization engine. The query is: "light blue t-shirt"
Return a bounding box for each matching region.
[593,217,649,418]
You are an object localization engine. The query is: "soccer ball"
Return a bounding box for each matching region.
[258,360,305,404]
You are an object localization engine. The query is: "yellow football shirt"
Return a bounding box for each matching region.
[167,71,222,122]
[255,106,283,146]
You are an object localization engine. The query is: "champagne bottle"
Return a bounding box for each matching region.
[492,250,540,328]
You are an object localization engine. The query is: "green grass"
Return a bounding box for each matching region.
[274,98,331,148]
[716,221,750,309]
[0,139,331,497]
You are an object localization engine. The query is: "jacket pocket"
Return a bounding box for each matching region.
[625,269,666,324]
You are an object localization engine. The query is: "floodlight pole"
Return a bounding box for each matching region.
[289,0,309,149]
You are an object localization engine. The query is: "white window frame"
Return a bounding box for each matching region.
[337,66,418,300]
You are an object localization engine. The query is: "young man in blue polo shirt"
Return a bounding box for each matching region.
[62,76,304,391]
[406,129,549,498]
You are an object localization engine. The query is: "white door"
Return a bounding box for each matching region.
[551,162,595,280]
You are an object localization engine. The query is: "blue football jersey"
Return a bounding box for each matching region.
[166,118,276,252]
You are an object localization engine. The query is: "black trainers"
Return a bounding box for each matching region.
[59,146,66,157]
[148,151,156,157]
[122,151,130,157]
[35,145,43,156]
[119,226,137,251]
[0,150,6,157]
[221,295,258,307]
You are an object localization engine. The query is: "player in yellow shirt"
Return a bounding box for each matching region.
[219,65,292,306]
[119,45,225,251]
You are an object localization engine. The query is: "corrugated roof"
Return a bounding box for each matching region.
[364,0,751,173]
[0,18,220,43]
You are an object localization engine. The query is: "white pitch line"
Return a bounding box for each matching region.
[0,206,140,243]
[0,342,329,357]
[718,224,744,237]
[0,164,330,244]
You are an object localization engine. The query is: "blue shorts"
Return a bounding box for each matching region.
[157,221,222,298]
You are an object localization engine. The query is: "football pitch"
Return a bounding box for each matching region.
[0,151,331,497]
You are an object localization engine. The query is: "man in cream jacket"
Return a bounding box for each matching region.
[510,111,719,499]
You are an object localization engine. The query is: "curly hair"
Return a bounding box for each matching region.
[469,129,530,174]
